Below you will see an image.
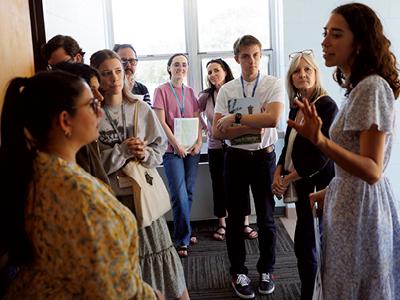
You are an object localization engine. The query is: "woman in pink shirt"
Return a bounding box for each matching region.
[153,53,203,258]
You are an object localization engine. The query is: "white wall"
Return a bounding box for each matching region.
[283,0,400,199]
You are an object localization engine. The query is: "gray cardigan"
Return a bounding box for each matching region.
[98,99,167,196]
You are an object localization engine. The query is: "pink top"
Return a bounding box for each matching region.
[198,91,222,149]
[153,82,199,153]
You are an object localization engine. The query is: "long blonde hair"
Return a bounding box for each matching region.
[90,49,136,103]
[286,52,327,107]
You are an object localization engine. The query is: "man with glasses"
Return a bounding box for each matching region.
[213,35,284,299]
[41,35,85,69]
[113,44,151,106]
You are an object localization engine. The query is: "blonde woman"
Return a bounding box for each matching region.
[91,50,188,300]
[272,50,337,300]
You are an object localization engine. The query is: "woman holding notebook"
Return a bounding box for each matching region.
[153,53,203,258]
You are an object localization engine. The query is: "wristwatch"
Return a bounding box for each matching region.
[234,112,242,124]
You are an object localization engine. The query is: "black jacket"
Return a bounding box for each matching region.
[278,95,338,184]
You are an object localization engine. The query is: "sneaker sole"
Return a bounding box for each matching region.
[231,282,255,299]
[258,285,275,295]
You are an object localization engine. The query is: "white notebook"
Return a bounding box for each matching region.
[174,118,199,152]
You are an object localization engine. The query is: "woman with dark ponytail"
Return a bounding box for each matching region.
[52,61,110,185]
[0,71,159,299]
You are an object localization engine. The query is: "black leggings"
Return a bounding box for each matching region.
[208,148,250,218]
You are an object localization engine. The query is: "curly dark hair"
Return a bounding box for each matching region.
[332,3,400,98]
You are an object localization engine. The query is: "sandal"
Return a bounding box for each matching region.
[190,235,198,245]
[213,225,226,241]
[243,225,258,240]
[176,246,188,258]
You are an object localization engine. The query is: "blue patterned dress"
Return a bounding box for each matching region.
[322,75,400,299]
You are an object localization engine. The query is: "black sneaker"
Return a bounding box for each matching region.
[258,272,275,294]
[231,274,255,299]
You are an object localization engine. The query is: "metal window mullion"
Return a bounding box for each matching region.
[269,0,286,131]
[269,0,284,79]
[184,0,201,95]
[103,0,114,49]
[137,54,174,61]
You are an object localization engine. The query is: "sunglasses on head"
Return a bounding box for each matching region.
[289,49,314,60]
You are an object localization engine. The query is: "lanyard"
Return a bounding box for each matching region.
[240,72,260,98]
[104,102,127,143]
[169,81,185,116]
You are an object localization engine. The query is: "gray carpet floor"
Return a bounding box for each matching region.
[177,219,301,299]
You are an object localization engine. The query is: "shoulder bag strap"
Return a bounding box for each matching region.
[133,101,139,138]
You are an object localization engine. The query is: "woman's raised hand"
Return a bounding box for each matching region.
[287,98,325,147]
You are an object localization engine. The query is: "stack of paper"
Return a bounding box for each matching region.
[174,117,199,152]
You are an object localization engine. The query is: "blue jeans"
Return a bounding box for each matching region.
[163,153,200,247]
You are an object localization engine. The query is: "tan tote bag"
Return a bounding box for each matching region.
[122,102,171,227]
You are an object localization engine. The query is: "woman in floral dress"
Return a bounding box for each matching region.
[288,3,400,299]
[0,71,159,299]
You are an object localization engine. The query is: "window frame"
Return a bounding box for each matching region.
[35,0,286,133]
[105,0,284,90]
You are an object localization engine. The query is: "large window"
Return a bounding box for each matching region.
[109,0,281,97]
[42,0,108,64]
[42,0,283,102]
[197,0,271,52]
[112,0,186,55]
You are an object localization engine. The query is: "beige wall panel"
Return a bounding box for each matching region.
[0,0,34,112]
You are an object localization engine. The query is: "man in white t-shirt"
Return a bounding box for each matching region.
[213,35,284,299]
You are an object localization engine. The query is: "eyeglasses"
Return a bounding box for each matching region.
[47,57,74,70]
[74,98,100,114]
[121,58,138,66]
[289,49,314,60]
